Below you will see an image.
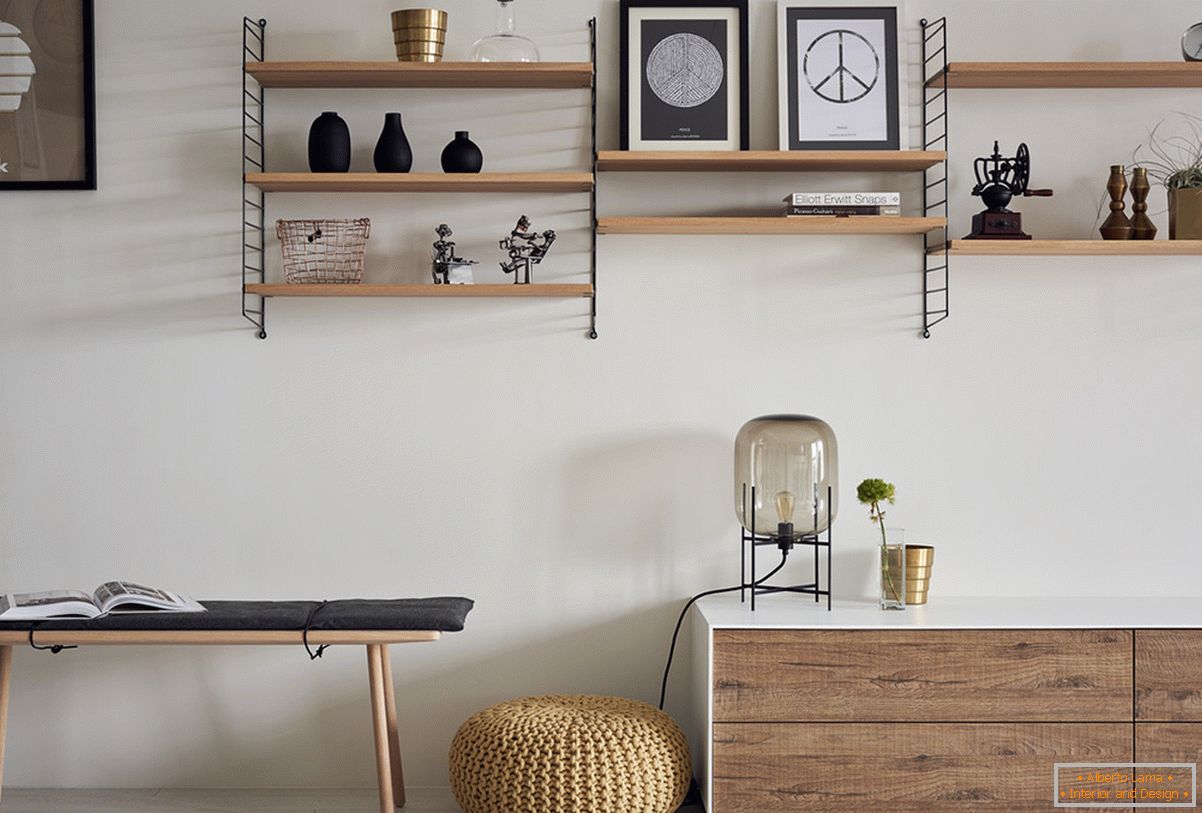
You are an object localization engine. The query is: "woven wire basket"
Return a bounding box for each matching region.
[276,218,370,284]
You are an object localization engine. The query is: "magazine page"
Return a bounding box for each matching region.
[93,581,205,614]
[0,590,102,620]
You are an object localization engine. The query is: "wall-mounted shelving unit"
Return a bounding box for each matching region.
[240,17,598,340]
[596,150,946,173]
[598,143,948,333]
[598,216,945,235]
[918,25,1202,334]
[939,240,1202,257]
[244,172,594,194]
[245,284,593,298]
[929,61,1202,89]
[245,61,593,89]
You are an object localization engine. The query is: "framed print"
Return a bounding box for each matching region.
[0,0,96,190]
[621,0,749,151]
[777,2,901,151]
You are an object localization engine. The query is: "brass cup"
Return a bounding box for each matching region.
[391,8,448,63]
[904,545,934,606]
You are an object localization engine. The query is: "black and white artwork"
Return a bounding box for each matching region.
[640,20,728,143]
[0,0,95,189]
[621,0,748,151]
[778,3,900,151]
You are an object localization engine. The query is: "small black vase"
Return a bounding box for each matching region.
[308,111,351,173]
[441,130,483,174]
[373,112,413,173]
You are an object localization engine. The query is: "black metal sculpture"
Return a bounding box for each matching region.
[965,141,1054,240]
[432,223,476,284]
[499,215,556,284]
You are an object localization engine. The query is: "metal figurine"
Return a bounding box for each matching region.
[499,215,557,284]
[964,141,1054,240]
[431,223,477,284]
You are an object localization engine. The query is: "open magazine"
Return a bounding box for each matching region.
[0,581,205,621]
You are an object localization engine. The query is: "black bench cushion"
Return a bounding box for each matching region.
[0,597,474,633]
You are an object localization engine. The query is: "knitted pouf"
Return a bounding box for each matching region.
[449,695,692,813]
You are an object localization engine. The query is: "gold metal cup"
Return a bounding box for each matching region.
[391,9,448,63]
[904,545,935,605]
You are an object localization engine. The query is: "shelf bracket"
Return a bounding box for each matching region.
[921,17,950,338]
[242,17,268,340]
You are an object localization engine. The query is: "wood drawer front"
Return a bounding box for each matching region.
[713,629,1133,722]
[1137,722,1202,762]
[1137,631,1202,721]
[713,722,1132,813]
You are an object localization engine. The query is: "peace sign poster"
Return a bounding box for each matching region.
[620,0,749,151]
[779,4,901,151]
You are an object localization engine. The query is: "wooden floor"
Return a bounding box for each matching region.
[2,788,705,812]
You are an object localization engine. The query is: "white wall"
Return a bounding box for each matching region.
[1,0,1200,790]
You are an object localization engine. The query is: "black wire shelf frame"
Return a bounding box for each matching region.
[242,17,267,340]
[921,17,950,338]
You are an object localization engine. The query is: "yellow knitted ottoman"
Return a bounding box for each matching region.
[449,695,692,813]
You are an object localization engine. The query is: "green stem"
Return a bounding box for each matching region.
[875,501,900,604]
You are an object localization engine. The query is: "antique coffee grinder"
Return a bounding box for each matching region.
[965,141,1054,239]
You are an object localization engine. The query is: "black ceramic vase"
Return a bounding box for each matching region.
[441,131,483,173]
[373,112,413,173]
[308,111,351,173]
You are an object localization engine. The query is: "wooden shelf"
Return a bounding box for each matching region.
[245,172,593,193]
[597,216,945,235]
[245,61,593,89]
[596,150,945,173]
[929,61,1202,89]
[937,239,1202,256]
[245,283,593,298]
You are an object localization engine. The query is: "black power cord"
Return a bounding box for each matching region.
[658,550,789,710]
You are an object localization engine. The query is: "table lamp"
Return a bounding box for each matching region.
[733,415,837,610]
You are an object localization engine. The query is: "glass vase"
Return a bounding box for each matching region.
[469,0,539,63]
[880,527,906,610]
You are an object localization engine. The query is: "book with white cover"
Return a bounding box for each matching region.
[785,192,901,206]
[0,582,205,620]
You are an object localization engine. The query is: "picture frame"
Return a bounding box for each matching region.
[777,2,901,151]
[0,0,96,190]
[620,0,749,151]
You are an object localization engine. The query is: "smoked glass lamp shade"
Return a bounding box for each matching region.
[734,415,838,537]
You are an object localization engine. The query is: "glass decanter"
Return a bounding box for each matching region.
[469,0,540,63]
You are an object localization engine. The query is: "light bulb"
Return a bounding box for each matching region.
[774,490,796,524]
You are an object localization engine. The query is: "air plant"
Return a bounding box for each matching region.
[1134,113,1202,190]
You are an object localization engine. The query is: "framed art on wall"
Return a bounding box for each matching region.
[777,2,901,151]
[0,0,96,190]
[620,0,749,151]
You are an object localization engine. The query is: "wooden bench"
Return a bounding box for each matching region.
[0,598,474,813]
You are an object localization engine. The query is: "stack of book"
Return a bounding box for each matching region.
[784,192,901,217]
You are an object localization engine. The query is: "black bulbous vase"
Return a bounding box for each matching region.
[308,111,351,173]
[373,112,413,173]
[441,130,483,174]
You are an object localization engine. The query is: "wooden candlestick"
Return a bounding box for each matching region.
[1130,167,1158,240]
[1100,164,1134,240]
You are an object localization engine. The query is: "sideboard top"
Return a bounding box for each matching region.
[695,594,1202,630]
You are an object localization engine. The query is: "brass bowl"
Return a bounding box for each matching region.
[903,545,934,605]
[905,545,935,566]
[392,8,448,62]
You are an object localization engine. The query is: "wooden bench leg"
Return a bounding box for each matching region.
[367,645,395,813]
[379,645,406,808]
[0,645,11,805]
